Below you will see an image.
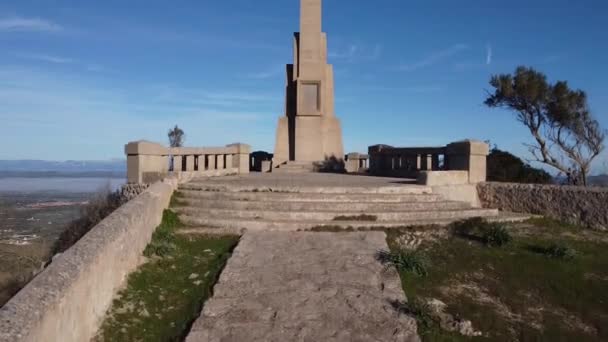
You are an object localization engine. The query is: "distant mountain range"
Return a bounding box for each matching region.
[0,160,126,178]
[588,174,608,186]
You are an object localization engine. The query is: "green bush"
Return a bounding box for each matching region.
[376,249,429,277]
[481,225,512,247]
[545,244,577,260]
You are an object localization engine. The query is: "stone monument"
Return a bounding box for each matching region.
[273,0,344,169]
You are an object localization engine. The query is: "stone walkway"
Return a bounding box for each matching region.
[186,231,420,342]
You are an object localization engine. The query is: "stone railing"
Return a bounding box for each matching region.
[369,140,489,207]
[0,170,234,342]
[368,140,489,184]
[345,153,369,173]
[126,141,251,184]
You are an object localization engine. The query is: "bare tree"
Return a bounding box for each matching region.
[168,125,185,148]
[485,66,605,186]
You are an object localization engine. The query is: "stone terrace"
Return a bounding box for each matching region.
[174,173,528,232]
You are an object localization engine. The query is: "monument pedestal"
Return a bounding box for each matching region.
[273,115,343,166]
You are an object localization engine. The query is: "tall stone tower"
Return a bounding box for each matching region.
[273,0,344,167]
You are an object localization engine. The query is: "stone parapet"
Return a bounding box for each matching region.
[478,182,608,230]
[368,140,489,183]
[125,141,251,183]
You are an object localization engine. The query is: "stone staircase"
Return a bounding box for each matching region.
[173,177,530,232]
[272,161,316,173]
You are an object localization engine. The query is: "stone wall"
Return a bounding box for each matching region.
[478,182,608,230]
[0,169,234,342]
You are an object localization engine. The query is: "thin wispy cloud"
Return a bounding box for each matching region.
[486,44,493,65]
[399,44,469,71]
[245,66,284,80]
[0,17,62,32]
[15,53,74,64]
[329,44,382,62]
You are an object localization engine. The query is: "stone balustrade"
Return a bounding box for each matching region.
[125,141,251,184]
[345,153,369,173]
[368,140,489,184]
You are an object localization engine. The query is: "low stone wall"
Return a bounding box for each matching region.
[478,182,608,230]
[0,168,236,342]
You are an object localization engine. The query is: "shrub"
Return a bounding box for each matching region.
[53,183,123,254]
[376,249,429,277]
[481,225,512,247]
[545,244,577,260]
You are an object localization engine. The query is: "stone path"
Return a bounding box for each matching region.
[185,231,420,342]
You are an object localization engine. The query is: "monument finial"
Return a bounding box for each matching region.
[300,0,322,34]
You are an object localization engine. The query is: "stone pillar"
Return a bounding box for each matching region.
[208,155,216,170]
[225,155,233,171]
[185,155,195,171]
[445,140,489,183]
[125,141,169,184]
[173,156,183,172]
[426,154,433,171]
[227,143,251,174]
[217,155,225,169]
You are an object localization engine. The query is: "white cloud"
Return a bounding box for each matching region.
[0,66,280,159]
[0,17,62,33]
[399,44,468,72]
[245,66,284,79]
[329,44,382,62]
[486,44,493,65]
[15,53,74,64]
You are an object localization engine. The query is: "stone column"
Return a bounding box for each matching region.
[220,154,226,170]
[208,155,216,170]
[125,141,169,184]
[445,140,489,183]
[173,156,183,172]
[227,143,252,174]
[186,155,195,171]
[225,154,233,171]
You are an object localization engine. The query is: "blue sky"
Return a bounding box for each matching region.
[1,0,607,174]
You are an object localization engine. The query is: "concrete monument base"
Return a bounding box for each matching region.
[273,115,344,166]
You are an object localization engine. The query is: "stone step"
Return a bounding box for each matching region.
[177,198,471,211]
[176,189,443,203]
[178,211,529,232]
[176,207,500,227]
[178,184,432,195]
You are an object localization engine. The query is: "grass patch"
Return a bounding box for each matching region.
[95,210,239,342]
[451,218,512,247]
[332,214,378,221]
[387,220,608,341]
[376,249,429,277]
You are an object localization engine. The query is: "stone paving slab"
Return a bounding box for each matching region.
[186,231,420,342]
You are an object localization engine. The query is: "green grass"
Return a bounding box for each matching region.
[386,219,608,341]
[95,210,239,342]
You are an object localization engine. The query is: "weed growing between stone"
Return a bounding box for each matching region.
[94,210,239,342]
[376,249,429,277]
[386,218,608,341]
[332,214,378,221]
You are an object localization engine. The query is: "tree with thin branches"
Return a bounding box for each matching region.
[168,125,185,148]
[485,66,605,186]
